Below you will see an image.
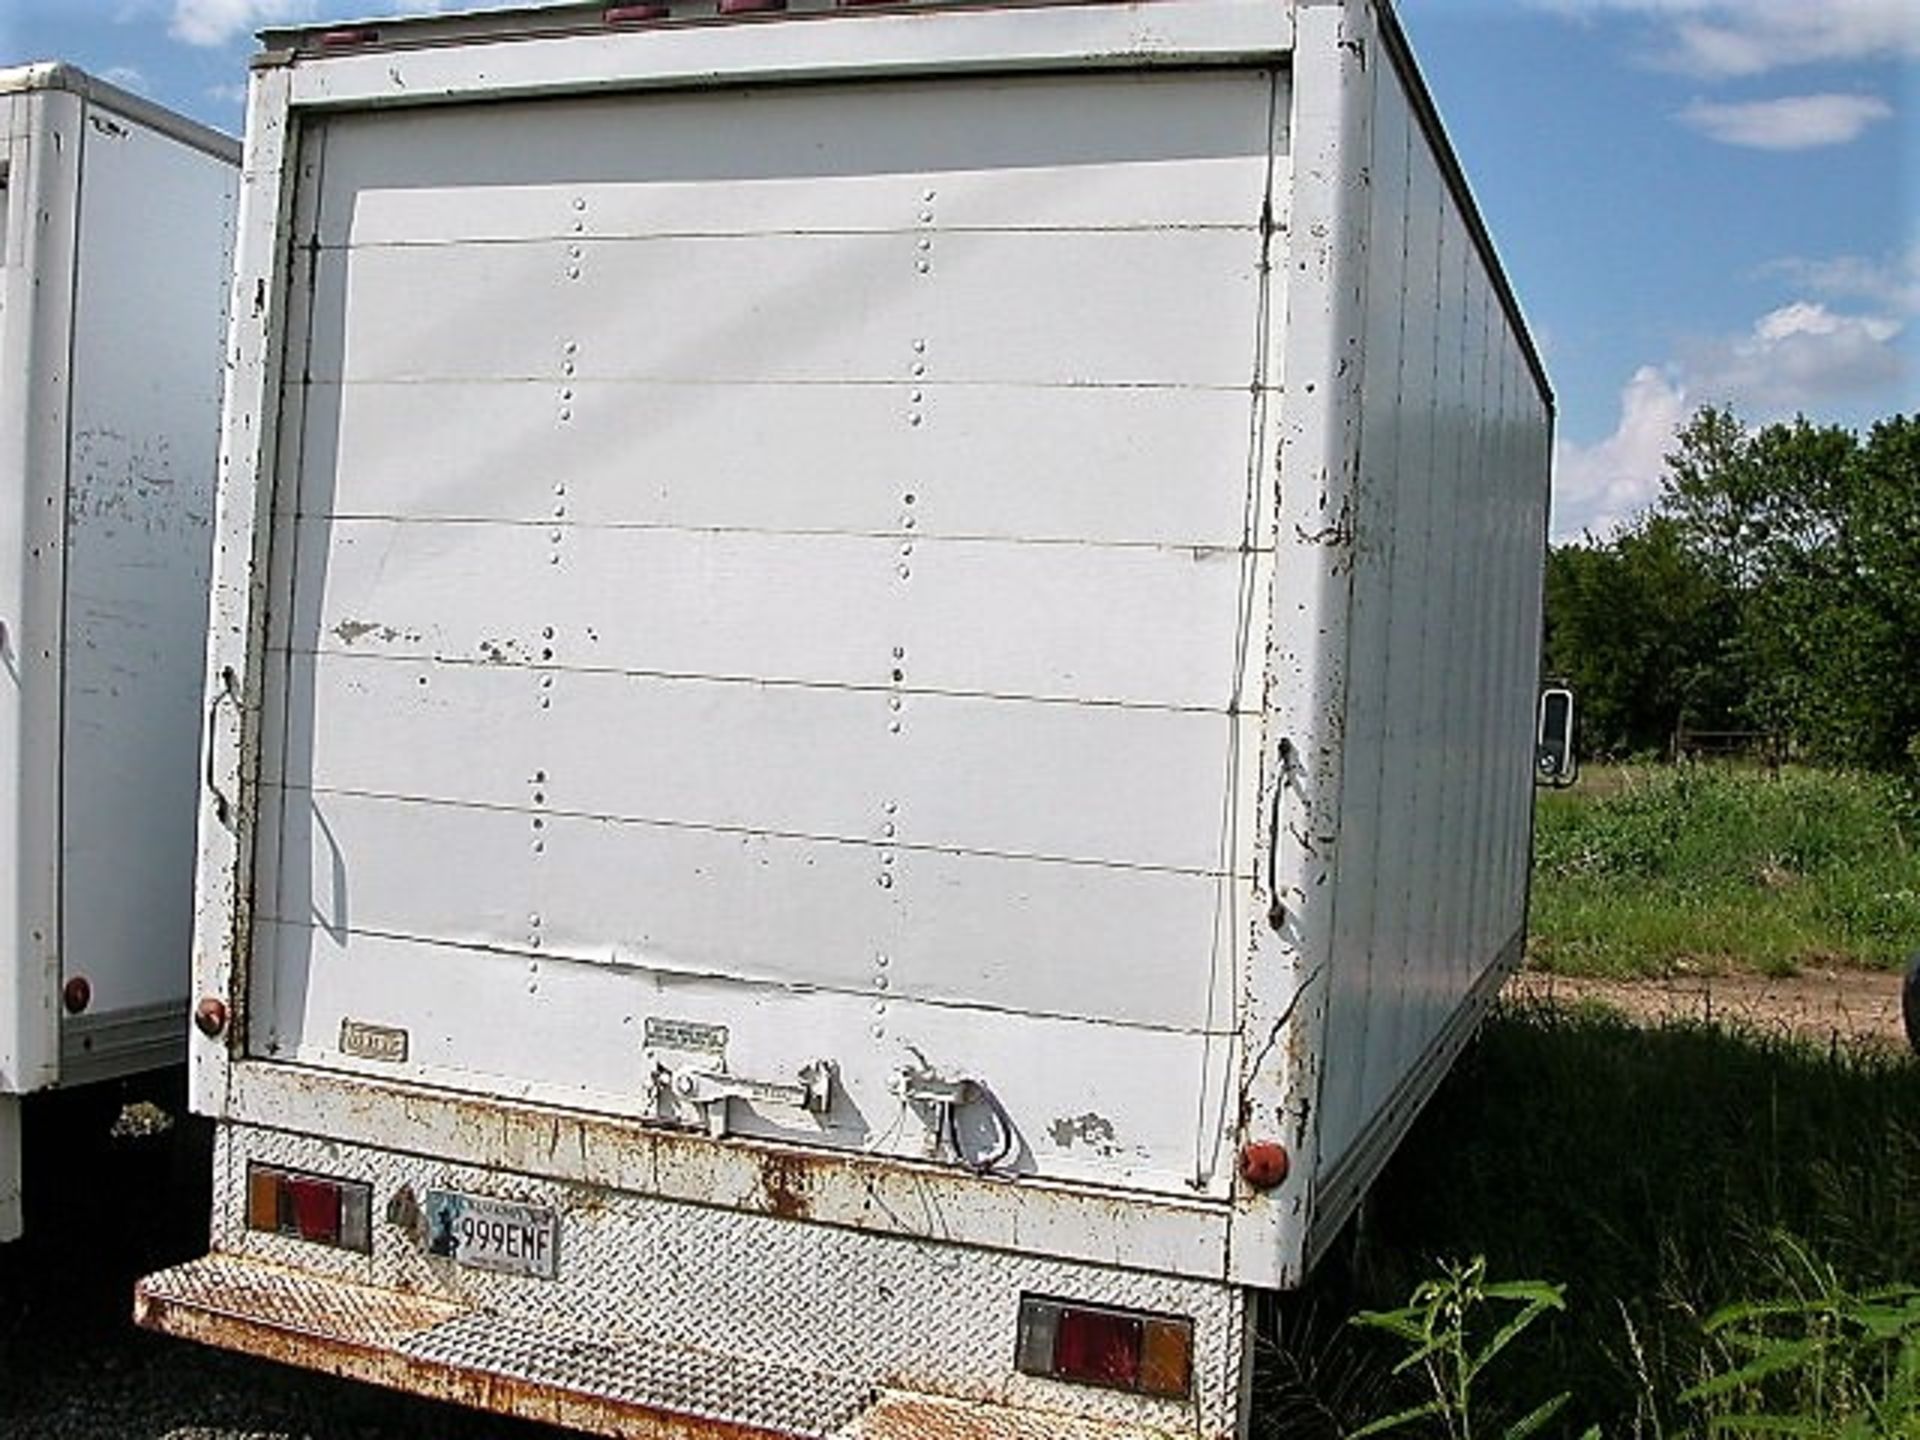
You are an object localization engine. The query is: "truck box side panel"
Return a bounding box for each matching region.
[59,98,234,1075]
[1315,47,1411,1154]
[1313,3,1551,1182]
[0,89,77,1101]
[249,70,1279,1201]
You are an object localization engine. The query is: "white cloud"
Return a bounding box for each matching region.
[1682,301,1906,414]
[1679,93,1892,149]
[1553,288,1910,539]
[1760,246,1920,315]
[1553,366,1689,539]
[1529,0,1920,78]
[170,0,315,47]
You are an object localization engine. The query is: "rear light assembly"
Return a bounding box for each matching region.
[246,1164,373,1253]
[1015,1296,1194,1400]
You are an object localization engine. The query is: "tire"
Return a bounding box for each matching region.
[1905,952,1920,1056]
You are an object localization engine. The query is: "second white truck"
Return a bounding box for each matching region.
[0,65,237,1240]
[138,1,1553,1434]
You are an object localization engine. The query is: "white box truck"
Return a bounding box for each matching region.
[0,65,239,1241]
[136,0,1553,1434]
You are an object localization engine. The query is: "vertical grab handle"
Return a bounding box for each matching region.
[1267,738,1297,931]
[205,666,238,826]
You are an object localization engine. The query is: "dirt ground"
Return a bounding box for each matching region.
[1509,965,1911,1051]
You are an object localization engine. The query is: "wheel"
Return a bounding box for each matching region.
[1905,952,1920,1056]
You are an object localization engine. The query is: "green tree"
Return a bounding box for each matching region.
[1545,406,1920,770]
[1544,515,1729,756]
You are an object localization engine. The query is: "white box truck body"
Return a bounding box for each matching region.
[137,1,1552,1433]
[0,65,238,1240]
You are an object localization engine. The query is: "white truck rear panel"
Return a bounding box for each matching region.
[0,66,237,1239]
[145,1,1552,1434]
[250,65,1267,1202]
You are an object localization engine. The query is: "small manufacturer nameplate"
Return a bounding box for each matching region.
[339,1018,409,1064]
[645,1017,728,1053]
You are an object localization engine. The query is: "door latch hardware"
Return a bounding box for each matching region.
[655,1060,834,1137]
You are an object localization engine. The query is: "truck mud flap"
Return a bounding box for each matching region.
[135,1255,1193,1440]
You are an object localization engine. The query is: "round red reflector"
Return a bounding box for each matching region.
[194,996,230,1038]
[62,976,91,1014]
[1239,1141,1290,1191]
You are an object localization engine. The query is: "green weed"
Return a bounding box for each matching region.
[1530,765,1920,976]
[1683,1233,1920,1437]
[1263,1005,1920,1435]
[1347,1258,1593,1440]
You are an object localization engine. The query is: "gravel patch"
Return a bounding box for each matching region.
[1508,965,1910,1051]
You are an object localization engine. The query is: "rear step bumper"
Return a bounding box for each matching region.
[135,1254,1191,1440]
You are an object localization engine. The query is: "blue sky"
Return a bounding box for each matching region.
[3,0,1914,538]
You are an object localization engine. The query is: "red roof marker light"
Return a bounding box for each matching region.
[316,27,381,49]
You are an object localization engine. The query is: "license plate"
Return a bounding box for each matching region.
[423,1190,558,1279]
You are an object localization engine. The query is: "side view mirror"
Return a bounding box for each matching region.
[1536,684,1577,788]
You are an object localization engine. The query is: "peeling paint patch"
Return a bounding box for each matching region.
[1047,1113,1119,1156]
[332,618,419,646]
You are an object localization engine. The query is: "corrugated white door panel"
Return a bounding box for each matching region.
[260,790,1233,1032]
[251,919,1226,1195]
[276,653,1244,874]
[285,518,1249,709]
[284,518,897,688]
[282,380,1258,549]
[302,228,1262,388]
[889,700,1255,873]
[305,73,1274,247]
[900,537,1247,707]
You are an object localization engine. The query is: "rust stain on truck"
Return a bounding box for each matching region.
[136,1258,809,1440]
[755,1151,813,1222]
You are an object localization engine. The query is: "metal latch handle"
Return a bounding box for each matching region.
[1268,738,1298,931]
[205,666,239,826]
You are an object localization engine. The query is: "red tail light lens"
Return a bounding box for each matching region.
[246,1165,373,1253]
[1056,1307,1141,1387]
[1016,1297,1193,1399]
[284,1175,342,1243]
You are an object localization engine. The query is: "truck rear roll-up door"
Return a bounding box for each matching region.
[253,70,1277,1202]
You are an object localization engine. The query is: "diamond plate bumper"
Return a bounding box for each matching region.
[135,1254,1197,1440]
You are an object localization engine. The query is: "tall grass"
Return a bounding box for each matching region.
[1259,1003,1920,1435]
[1530,766,1920,976]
